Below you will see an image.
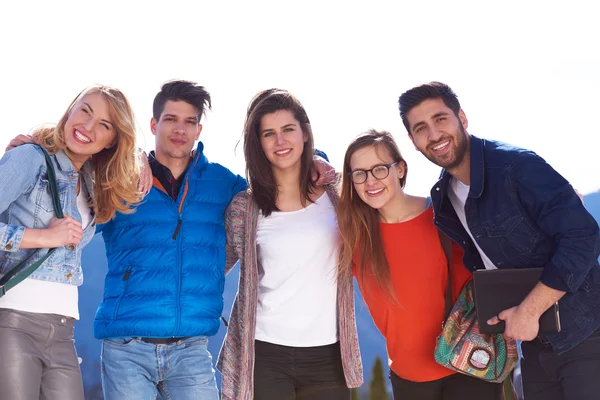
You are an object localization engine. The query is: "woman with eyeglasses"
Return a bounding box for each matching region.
[337,130,503,399]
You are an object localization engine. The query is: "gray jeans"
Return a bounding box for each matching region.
[0,308,84,400]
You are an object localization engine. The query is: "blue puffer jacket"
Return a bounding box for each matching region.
[94,142,247,339]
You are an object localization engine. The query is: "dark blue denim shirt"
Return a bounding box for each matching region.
[431,135,600,354]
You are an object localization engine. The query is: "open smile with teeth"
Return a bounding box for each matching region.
[432,140,450,152]
[367,188,384,195]
[74,130,91,143]
[275,149,292,156]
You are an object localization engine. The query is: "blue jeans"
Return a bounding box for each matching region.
[101,336,219,400]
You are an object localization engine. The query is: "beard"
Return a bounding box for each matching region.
[423,124,469,170]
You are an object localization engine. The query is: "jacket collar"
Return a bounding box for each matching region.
[467,135,486,199]
[148,141,208,175]
[436,134,486,199]
[55,149,78,173]
[191,141,207,168]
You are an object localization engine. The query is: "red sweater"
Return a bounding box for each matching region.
[354,207,472,382]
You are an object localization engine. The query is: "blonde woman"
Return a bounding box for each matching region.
[0,85,141,400]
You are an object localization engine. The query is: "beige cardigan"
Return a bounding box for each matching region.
[217,185,363,400]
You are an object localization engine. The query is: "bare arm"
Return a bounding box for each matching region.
[488,282,565,341]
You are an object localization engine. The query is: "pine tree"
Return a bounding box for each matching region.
[351,387,362,400]
[369,356,389,400]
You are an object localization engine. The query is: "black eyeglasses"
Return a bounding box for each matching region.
[349,162,399,184]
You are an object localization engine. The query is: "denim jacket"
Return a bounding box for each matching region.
[0,144,95,285]
[431,135,600,354]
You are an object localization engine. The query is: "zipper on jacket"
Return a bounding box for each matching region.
[123,270,131,281]
[173,216,183,336]
[171,148,201,337]
[172,217,182,240]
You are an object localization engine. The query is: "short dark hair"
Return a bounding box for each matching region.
[243,88,315,217]
[398,82,461,134]
[153,80,212,121]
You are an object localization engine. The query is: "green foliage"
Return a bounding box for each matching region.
[369,356,389,400]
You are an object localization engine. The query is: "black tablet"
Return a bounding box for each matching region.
[473,268,561,334]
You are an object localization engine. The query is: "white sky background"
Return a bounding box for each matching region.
[1,0,598,195]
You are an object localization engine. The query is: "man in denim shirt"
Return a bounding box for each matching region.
[398,82,600,400]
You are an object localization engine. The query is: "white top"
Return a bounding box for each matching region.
[448,177,498,270]
[255,193,339,347]
[0,184,93,319]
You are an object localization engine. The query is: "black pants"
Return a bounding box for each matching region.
[253,340,350,400]
[520,328,600,400]
[389,369,502,400]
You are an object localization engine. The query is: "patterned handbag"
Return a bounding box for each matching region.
[433,232,519,383]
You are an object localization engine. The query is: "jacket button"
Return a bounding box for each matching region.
[66,244,75,251]
[5,242,12,251]
[435,187,440,191]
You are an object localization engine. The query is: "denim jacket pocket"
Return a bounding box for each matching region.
[481,211,540,264]
[36,177,70,215]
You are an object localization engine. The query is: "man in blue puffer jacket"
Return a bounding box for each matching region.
[95,80,247,400]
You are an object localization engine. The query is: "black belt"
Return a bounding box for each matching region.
[137,337,190,345]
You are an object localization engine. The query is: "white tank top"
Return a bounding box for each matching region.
[255,193,339,347]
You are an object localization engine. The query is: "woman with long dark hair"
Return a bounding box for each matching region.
[218,89,362,400]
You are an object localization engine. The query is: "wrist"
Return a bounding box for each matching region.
[518,300,544,319]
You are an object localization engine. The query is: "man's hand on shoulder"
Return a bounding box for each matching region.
[5,134,38,152]
[312,155,336,186]
[137,150,153,195]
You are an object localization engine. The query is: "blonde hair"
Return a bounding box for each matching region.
[35,85,142,223]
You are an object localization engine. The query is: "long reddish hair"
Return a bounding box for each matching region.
[337,129,407,301]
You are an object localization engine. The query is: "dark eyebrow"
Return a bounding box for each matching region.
[259,123,297,136]
[410,111,451,132]
[411,121,426,132]
[432,111,450,119]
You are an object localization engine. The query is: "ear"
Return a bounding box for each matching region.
[195,124,203,141]
[150,118,158,136]
[458,109,468,130]
[104,139,116,150]
[397,161,406,179]
[303,125,310,143]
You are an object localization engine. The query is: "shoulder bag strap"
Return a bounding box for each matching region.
[438,230,454,320]
[0,145,65,297]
